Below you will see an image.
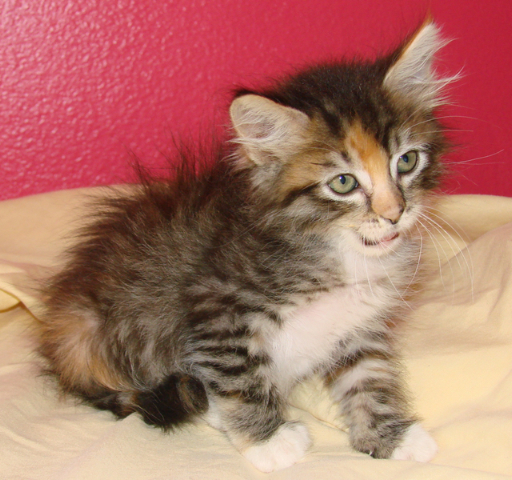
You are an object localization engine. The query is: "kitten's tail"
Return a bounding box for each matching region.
[134,374,209,430]
[85,374,209,431]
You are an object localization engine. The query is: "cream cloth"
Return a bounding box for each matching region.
[1,189,512,479]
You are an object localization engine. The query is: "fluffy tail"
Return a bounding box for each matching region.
[134,374,209,430]
[82,374,208,430]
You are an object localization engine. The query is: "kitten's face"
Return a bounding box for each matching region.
[230,22,449,257]
[270,114,442,257]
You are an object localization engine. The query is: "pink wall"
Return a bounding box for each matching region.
[1,0,511,201]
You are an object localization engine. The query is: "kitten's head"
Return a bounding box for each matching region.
[230,22,452,257]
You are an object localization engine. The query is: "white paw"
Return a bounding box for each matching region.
[242,422,311,473]
[391,423,438,462]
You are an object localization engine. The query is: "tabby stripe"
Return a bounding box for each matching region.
[340,348,393,368]
[196,344,249,355]
[281,183,319,208]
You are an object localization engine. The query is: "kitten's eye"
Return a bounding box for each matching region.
[328,174,358,194]
[397,150,418,174]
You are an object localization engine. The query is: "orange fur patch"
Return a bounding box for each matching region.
[40,309,127,392]
[344,122,404,222]
[279,154,324,197]
[277,119,333,200]
[345,122,388,180]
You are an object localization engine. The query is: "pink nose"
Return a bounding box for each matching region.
[371,187,405,224]
[380,204,404,224]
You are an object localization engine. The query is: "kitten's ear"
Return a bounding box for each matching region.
[230,94,310,165]
[384,22,449,109]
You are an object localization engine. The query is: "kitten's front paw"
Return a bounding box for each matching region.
[391,423,438,462]
[242,422,311,473]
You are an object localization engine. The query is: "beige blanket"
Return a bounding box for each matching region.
[1,189,512,479]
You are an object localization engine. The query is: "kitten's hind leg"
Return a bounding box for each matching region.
[327,332,437,462]
[203,387,311,473]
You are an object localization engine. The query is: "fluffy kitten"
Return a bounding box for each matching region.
[39,22,449,472]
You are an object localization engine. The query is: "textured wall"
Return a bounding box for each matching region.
[1,0,511,200]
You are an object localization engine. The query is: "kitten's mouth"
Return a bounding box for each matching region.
[361,232,399,247]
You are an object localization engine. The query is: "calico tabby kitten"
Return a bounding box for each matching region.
[39,22,449,472]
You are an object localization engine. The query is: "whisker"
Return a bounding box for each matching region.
[377,255,412,310]
[401,114,473,132]
[443,149,505,167]
[408,129,474,137]
[415,216,448,290]
[418,211,474,302]
[422,207,475,301]
[362,249,376,299]
[403,225,424,293]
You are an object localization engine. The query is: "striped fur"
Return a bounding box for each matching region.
[38,21,449,472]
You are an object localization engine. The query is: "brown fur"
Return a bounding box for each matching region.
[37,21,451,471]
[39,309,127,393]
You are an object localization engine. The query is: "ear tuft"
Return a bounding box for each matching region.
[384,22,457,109]
[229,94,310,165]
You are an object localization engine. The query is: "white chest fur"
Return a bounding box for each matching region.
[268,277,393,390]
[261,243,416,391]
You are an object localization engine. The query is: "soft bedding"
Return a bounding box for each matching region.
[1,189,512,480]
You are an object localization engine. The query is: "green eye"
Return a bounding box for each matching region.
[397,150,418,174]
[328,174,358,194]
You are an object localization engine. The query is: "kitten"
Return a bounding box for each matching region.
[38,21,449,472]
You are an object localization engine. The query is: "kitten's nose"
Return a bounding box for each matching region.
[371,185,405,224]
[381,204,404,224]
